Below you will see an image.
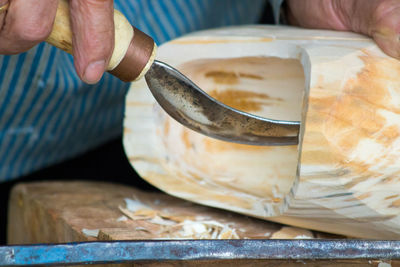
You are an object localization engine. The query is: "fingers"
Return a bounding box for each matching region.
[287,0,400,60]
[285,0,352,31]
[69,0,114,84]
[0,0,8,33]
[0,0,115,84]
[0,0,58,54]
[369,2,400,59]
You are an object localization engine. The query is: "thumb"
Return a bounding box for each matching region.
[69,0,114,84]
[370,4,400,59]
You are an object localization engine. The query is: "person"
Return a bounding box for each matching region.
[0,0,399,245]
[0,0,271,244]
[1,0,400,181]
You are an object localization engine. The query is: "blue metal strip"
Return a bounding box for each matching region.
[1,240,400,266]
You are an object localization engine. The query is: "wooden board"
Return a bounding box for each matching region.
[10,181,305,244]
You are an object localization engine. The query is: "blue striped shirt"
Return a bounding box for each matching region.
[0,0,267,181]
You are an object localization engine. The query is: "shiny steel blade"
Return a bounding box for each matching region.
[145,60,300,146]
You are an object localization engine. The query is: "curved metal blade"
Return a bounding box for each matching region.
[145,60,300,146]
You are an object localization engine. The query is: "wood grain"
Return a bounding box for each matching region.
[124,25,400,239]
[8,181,317,244]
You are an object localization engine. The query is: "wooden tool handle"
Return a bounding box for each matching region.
[46,0,157,82]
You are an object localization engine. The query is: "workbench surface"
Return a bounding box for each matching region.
[6,181,398,266]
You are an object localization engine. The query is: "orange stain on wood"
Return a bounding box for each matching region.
[126,101,152,106]
[205,71,239,85]
[301,150,335,165]
[390,199,400,208]
[272,197,282,203]
[181,130,192,149]
[124,128,132,134]
[204,71,263,85]
[209,89,278,113]
[385,195,399,200]
[379,125,400,142]
[305,50,400,176]
[179,56,303,82]
[238,73,263,80]
[356,192,371,200]
[163,120,170,136]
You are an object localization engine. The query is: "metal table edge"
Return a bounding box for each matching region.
[1,239,400,266]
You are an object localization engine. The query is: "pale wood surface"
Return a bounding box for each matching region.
[124,25,400,239]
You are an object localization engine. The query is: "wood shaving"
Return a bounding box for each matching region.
[270,226,314,239]
[82,228,99,238]
[149,216,177,226]
[116,215,128,222]
[124,198,150,212]
[119,198,240,239]
[119,206,153,220]
[135,227,151,232]
[170,220,240,239]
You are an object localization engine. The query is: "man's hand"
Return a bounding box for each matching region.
[286,0,400,59]
[0,0,114,84]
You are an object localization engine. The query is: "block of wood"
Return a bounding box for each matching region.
[124,25,400,239]
[8,181,339,245]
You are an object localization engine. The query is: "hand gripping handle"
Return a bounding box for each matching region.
[46,0,157,82]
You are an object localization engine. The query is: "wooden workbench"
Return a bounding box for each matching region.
[7,181,294,244]
[8,181,394,266]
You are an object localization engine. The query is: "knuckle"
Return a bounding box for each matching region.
[14,21,52,42]
[71,0,114,60]
[84,30,114,56]
[373,0,400,22]
[84,0,112,7]
[86,41,112,60]
[72,0,112,10]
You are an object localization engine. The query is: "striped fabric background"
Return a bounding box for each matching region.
[0,0,267,181]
